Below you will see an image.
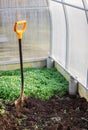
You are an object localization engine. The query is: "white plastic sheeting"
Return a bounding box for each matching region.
[49,0,88,88]
[0,0,50,64]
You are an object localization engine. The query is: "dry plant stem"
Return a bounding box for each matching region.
[81,117,88,122]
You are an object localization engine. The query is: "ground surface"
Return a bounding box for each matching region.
[0,96,88,130]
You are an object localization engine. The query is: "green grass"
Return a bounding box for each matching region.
[0,68,68,101]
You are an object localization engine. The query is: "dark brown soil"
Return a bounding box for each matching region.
[0,96,88,130]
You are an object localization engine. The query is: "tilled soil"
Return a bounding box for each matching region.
[0,96,88,130]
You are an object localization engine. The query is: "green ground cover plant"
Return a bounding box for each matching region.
[0,68,68,101]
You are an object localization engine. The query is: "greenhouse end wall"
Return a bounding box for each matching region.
[49,0,88,92]
[0,0,50,68]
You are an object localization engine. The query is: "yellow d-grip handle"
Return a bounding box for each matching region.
[14,20,27,39]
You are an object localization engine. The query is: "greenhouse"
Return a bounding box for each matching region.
[0,0,88,130]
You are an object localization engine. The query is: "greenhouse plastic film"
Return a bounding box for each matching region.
[0,0,50,65]
[49,0,88,87]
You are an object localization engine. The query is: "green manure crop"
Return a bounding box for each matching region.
[0,68,68,101]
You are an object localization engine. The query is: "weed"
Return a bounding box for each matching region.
[0,68,68,101]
